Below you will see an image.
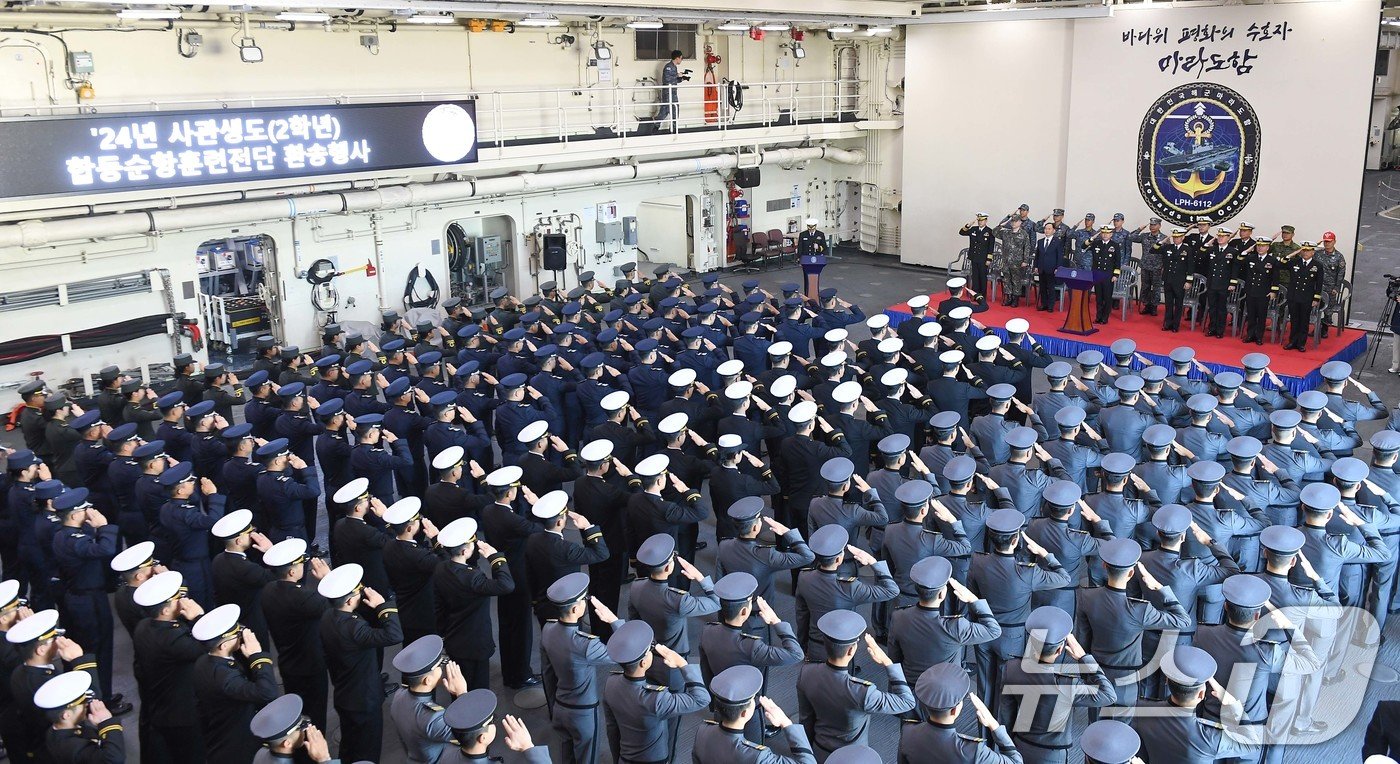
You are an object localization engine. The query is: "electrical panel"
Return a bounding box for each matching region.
[622,216,638,246]
[595,221,622,245]
[69,51,95,75]
[477,236,504,266]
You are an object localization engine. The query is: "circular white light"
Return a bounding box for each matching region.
[420,104,477,163]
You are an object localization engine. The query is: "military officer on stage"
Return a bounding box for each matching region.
[389,634,469,763]
[1282,242,1323,351]
[695,665,815,764]
[959,214,997,296]
[799,219,828,259]
[1130,217,1168,316]
[1317,231,1347,338]
[1161,229,1195,332]
[899,662,1021,764]
[1200,228,1236,338]
[1086,227,1121,324]
[1235,237,1280,345]
[1070,213,1098,267]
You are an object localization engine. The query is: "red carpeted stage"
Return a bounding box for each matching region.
[883,296,1369,395]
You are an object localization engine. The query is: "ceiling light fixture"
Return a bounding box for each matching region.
[715,21,751,32]
[404,13,456,24]
[758,22,790,31]
[865,25,892,35]
[517,13,561,27]
[276,11,330,22]
[117,7,180,19]
[626,18,664,29]
[826,24,856,33]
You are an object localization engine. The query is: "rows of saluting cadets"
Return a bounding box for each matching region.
[4,261,1400,763]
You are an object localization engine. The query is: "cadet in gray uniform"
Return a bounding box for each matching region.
[1134,646,1254,764]
[1041,408,1105,494]
[1133,425,1190,514]
[796,610,916,762]
[1083,453,1158,559]
[540,572,621,764]
[1318,361,1387,437]
[1182,461,1269,622]
[1026,481,1112,613]
[996,606,1116,764]
[698,572,803,740]
[1031,363,1086,441]
[880,480,972,613]
[888,556,1001,688]
[440,688,552,764]
[969,509,1072,706]
[693,665,816,764]
[1367,430,1400,614]
[794,525,899,660]
[389,634,468,764]
[716,498,815,622]
[1334,457,1400,628]
[918,412,992,496]
[1212,373,1268,440]
[807,458,888,549]
[1176,395,1230,465]
[628,534,720,688]
[987,427,1069,518]
[603,620,711,764]
[248,694,337,764]
[899,662,1022,764]
[1097,376,1165,460]
[1079,719,1140,764]
[1074,538,1191,720]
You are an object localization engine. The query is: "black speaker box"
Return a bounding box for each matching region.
[733,168,761,188]
[541,234,568,271]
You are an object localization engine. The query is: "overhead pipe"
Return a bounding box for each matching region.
[0,144,862,249]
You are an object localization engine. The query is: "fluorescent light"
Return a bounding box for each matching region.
[517,13,561,27]
[865,25,892,35]
[758,22,790,31]
[117,7,180,18]
[827,24,856,33]
[626,18,664,29]
[404,13,455,24]
[715,21,750,32]
[276,11,329,22]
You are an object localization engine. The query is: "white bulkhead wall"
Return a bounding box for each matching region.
[0,21,877,384]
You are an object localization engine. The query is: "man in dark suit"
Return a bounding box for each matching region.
[1364,700,1400,759]
[1034,221,1068,312]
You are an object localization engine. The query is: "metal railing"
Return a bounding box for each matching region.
[2,78,863,149]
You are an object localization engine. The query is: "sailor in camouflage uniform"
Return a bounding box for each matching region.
[1130,218,1168,316]
[993,218,1032,308]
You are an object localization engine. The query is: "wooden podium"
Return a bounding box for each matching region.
[1055,267,1109,336]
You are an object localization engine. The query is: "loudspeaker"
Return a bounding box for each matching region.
[733,168,761,188]
[542,234,567,271]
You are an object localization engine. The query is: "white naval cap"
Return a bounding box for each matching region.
[580,439,614,462]
[717,434,743,450]
[110,541,155,574]
[789,400,818,425]
[766,341,793,357]
[0,580,19,610]
[917,321,942,338]
[832,381,862,405]
[668,368,697,387]
[657,413,689,435]
[133,570,184,607]
[383,497,423,525]
[948,306,973,320]
[635,454,671,477]
[432,446,465,471]
[724,381,754,400]
[6,609,60,644]
[262,538,308,568]
[485,465,523,488]
[517,419,549,444]
[191,603,242,642]
[438,518,479,548]
[1006,318,1030,334]
[876,338,903,355]
[881,368,909,387]
[717,359,745,377]
[531,490,570,520]
[332,477,371,506]
[769,375,797,398]
[33,670,92,711]
[907,295,930,309]
[940,350,965,365]
[823,328,848,344]
[600,390,630,412]
[866,314,890,330]
[211,508,254,540]
[947,277,967,290]
[317,563,365,599]
[820,351,848,368]
[975,335,1001,352]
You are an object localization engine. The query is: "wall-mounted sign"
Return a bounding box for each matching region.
[1136,82,1261,226]
[0,100,477,200]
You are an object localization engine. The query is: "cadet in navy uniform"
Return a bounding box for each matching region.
[996,606,1116,764]
[318,562,402,763]
[432,517,514,691]
[210,509,275,649]
[259,539,332,731]
[1074,538,1190,721]
[243,371,280,441]
[899,662,1022,764]
[968,509,1072,707]
[697,572,804,739]
[350,414,413,503]
[382,492,442,646]
[255,438,322,543]
[796,610,915,762]
[959,214,997,295]
[1134,645,1252,764]
[248,694,337,764]
[887,556,1001,688]
[537,573,616,764]
[603,619,710,764]
[383,378,432,498]
[33,671,125,764]
[695,665,816,764]
[156,461,224,607]
[388,634,469,764]
[153,392,193,463]
[132,570,209,762]
[51,489,121,710]
[524,490,608,625]
[190,604,279,764]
